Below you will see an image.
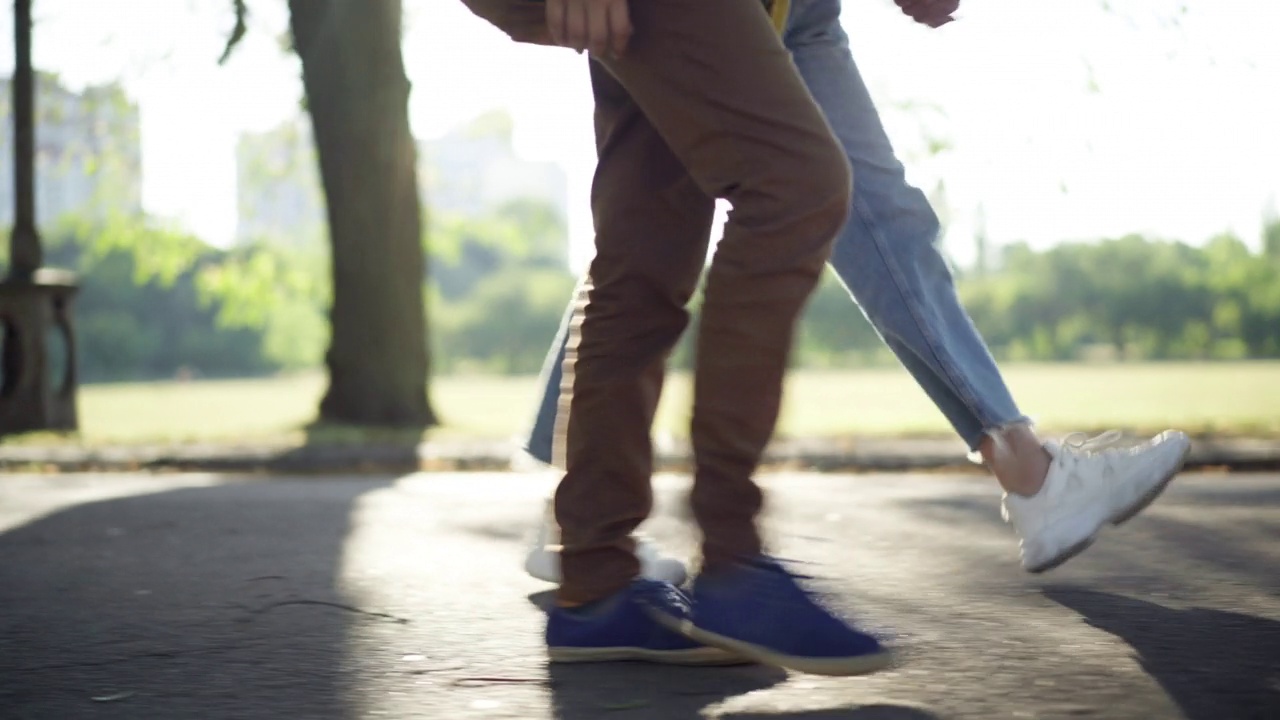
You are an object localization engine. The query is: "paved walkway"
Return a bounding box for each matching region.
[1,471,1277,719]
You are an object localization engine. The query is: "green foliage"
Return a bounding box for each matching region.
[12,201,1277,386]
[795,270,889,367]
[428,204,576,374]
[429,202,566,301]
[195,243,324,329]
[35,221,271,381]
[7,216,329,381]
[194,242,330,369]
[70,214,205,287]
[432,267,576,374]
[1263,217,1280,260]
[421,210,1280,374]
[955,232,1280,363]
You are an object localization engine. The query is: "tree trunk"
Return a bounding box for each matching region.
[289,0,435,427]
[9,0,41,280]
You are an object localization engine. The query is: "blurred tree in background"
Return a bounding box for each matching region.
[285,0,433,428]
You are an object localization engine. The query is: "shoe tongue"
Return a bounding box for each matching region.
[1042,441,1061,459]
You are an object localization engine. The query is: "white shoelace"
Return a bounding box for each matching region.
[1060,430,1131,455]
[1056,430,1141,488]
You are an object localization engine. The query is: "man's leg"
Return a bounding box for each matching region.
[463,0,881,672]
[522,278,696,586]
[569,0,890,677]
[524,315,688,584]
[540,58,738,667]
[786,0,1189,573]
[553,58,716,605]
[570,0,848,580]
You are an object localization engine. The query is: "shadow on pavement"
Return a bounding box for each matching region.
[1139,515,1280,593]
[548,664,940,720]
[891,493,1004,528]
[0,477,393,719]
[1044,586,1280,720]
[896,480,1280,593]
[549,663,786,720]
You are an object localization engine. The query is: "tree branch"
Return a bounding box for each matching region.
[218,0,248,65]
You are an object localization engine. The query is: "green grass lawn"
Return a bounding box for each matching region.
[23,361,1280,446]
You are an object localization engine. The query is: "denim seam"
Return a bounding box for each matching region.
[849,191,1001,439]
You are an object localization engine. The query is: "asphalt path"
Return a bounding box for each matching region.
[1,470,1276,719]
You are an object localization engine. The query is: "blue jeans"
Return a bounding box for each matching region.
[525,0,1027,464]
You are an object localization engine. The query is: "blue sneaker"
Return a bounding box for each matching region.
[546,579,746,665]
[657,556,892,676]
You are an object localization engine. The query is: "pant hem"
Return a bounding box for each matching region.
[965,416,1036,463]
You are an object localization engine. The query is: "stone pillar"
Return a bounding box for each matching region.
[1,0,80,436]
[0,271,78,433]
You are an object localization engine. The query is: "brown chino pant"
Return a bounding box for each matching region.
[460,0,852,603]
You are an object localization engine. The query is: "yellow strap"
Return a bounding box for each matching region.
[770,0,790,34]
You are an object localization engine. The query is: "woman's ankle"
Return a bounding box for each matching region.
[980,424,1051,497]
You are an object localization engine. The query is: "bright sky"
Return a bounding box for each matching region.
[1,0,1277,271]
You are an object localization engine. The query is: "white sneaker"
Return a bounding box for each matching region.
[1002,429,1191,573]
[523,500,688,585]
[524,537,689,585]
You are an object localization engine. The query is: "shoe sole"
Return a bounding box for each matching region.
[1026,442,1190,574]
[651,614,893,677]
[547,645,749,666]
[1025,535,1097,575]
[1110,441,1191,526]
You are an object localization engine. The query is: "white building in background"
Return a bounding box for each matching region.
[234,110,569,251]
[235,119,326,248]
[0,75,143,227]
[417,110,568,223]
